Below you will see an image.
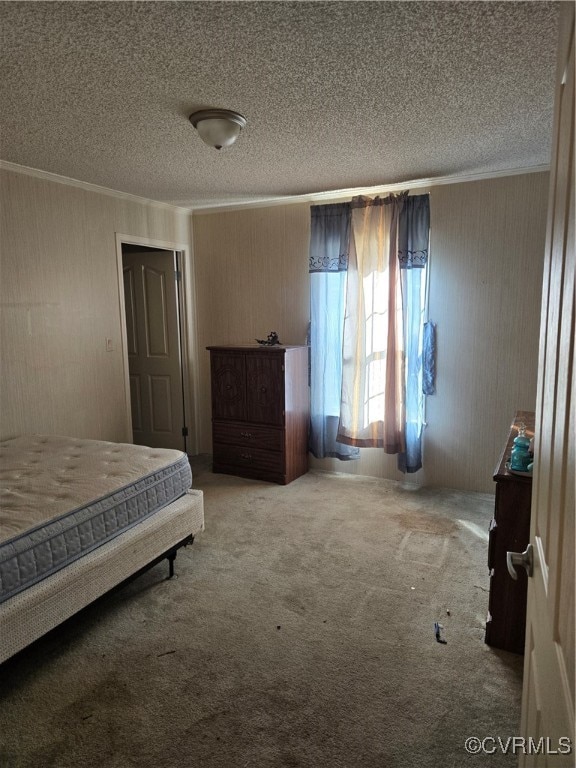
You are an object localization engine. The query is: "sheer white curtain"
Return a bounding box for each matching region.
[337,194,406,452]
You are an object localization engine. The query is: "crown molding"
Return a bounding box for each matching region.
[1,158,549,216]
[189,164,550,214]
[0,160,193,215]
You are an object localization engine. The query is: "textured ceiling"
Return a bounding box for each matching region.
[0,1,561,209]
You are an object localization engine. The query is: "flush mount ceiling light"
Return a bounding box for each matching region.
[189,108,247,150]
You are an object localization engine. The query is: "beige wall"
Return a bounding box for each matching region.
[193,172,549,493]
[423,173,548,491]
[1,168,549,493]
[0,169,191,443]
[192,203,311,454]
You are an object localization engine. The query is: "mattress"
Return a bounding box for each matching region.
[0,435,193,604]
[0,488,204,664]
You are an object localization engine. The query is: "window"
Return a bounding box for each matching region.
[309,193,431,473]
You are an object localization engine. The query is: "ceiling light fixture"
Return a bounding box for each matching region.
[189,108,247,150]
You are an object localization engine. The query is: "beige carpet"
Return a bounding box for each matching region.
[0,458,524,768]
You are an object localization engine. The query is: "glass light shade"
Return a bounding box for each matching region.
[189,109,246,150]
[196,118,242,149]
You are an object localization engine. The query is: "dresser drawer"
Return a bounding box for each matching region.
[212,421,284,452]
[213,443,285,474]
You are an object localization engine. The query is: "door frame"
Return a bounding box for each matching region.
[115,233,200,454]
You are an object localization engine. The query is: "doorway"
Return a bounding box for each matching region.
[120,242,188,452]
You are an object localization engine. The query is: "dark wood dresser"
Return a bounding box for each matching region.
[485,410,534,654]
[207,345,309,484]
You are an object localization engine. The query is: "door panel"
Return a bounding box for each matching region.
[143,266,170,357]
[519,6,574,764]
[122,249,184,450]
[210,352,246,421]
[246,354,284,425]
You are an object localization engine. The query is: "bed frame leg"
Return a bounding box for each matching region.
[167,534,195,580]
[168,551,177,579]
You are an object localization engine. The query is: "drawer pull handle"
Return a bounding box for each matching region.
[240,431,253,439]
[240,452,252,461]
[225,384,232,390]
[260,387,267,393]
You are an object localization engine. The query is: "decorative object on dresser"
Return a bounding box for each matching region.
[485,410,534,654]
[255,331,282,346]
[207,345,309,484]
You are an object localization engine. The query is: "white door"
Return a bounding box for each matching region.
[122,249,185,451]
[518,6,574,766]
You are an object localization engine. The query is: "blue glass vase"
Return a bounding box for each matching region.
[511,422,531,471]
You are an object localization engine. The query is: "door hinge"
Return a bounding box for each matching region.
[175,270,182,282]
[182,426,189,437]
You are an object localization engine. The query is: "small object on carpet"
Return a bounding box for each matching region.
[434,622,448,644]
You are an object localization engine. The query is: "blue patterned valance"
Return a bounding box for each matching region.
[309,203,351,273]
[309,251,349,272]
[309,194,429,271]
